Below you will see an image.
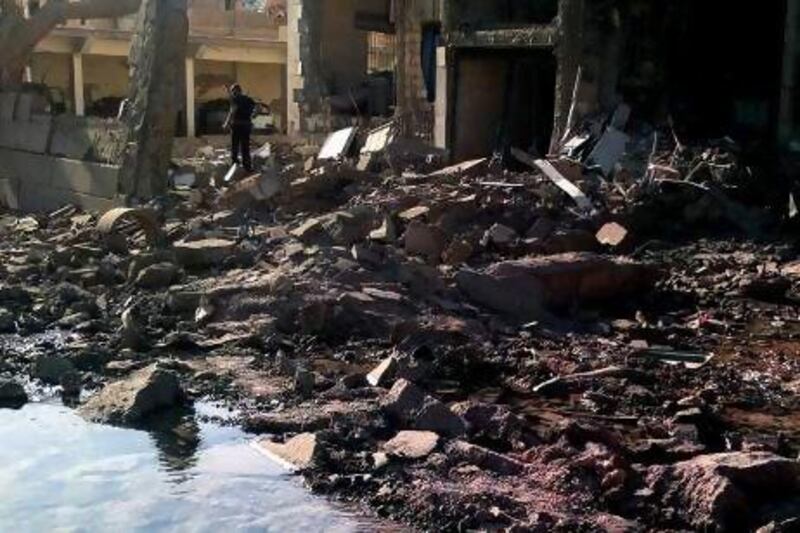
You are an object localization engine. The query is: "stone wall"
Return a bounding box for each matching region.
[287,0,370,136]
[0,91,123,213]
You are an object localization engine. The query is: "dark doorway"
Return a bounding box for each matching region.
[621,0,787,146]
[452,49,556,161]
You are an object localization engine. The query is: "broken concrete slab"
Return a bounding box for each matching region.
[367,356,400,387]
[381,379,466,437]
[646,452,800,531]
[448,440,525,475]
[258,433,320,470]
[483,223,518,247]
[511,148,593,211]
[221,171,287,208]
[318,127,358,160]
[360,121,396,155]
[588,127,629,175]
[384,431,440,459]
[173,239,237,268]
[414,398,467,438]
[135,262,179,289]
[399,205,430,222]
[382,379,427,420]
[456,253,659,318]
[427,158,488,179]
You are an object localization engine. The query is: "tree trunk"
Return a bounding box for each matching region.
[0,0,140,87]
[118,0,188,200]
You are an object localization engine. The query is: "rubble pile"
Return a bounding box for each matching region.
[1,129,799,531]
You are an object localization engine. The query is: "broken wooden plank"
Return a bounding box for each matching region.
[511,148,593,211]
[427,157,488,179]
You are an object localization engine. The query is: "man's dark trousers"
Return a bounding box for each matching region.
[231,124,252,172]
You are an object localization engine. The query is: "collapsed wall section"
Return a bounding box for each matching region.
[0,91,123,213]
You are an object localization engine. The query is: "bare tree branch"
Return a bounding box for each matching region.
[1,0,142,86]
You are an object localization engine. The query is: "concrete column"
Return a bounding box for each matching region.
[185,56,196,137]
[72,52,85,116]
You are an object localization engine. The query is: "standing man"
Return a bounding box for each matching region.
[223,84,256,172]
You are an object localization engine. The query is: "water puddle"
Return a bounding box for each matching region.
[0,402,372,532]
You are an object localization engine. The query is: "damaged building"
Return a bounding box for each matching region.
[4,2,800,532]
[431,0,800,161]
[288,0,800,164]
[24,0,288,135]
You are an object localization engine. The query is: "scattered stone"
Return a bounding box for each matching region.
[483,223,518,247]
[596,222,630,248]
[384,431,440,459]
[399,205,430,222]
[369,216,398,243]
[321,209,375,246]
[33,355,77,385]
[456,253,659,318]
[258,433,320,470]
[382,379,466,437]
[79,364,186,425]
[442,239,474,265]
[60,371,82,397]
[0,380,27,408]
[120,306,148,350]
[173,239,237,268]
[646,452,800,531]
[526,217,556,239]
[382,379,426,420]
[448,440,525,475]
[366,356,400,387]
[414,398,467,438]
[372,451,390,470]
[291,218,327,245]
[135,262,179,289]
[542,229,599,254]
[294,368,315,399]
[351,243,383,268]
[405,221,446,262]
[0,286,32,306]
[0,308,15,333]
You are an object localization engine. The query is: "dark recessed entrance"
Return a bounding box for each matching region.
[452,48,556,161]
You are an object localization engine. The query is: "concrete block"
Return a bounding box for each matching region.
[49,116,94,159]
[0,93,16,122]
[18,181,118,213]
[0,120,15,149]
[0,178,19,210]
[51,158,120,198]
[48,116,123,162]
[12,114,52,153]
[0,148,53,185]
[14,93,32,121]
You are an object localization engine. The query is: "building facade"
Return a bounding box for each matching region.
[26,0,288,136]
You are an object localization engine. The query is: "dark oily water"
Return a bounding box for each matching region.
[0,403,370,532]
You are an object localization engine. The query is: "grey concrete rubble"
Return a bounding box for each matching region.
[2,0,800,530]
[79,364,186,425]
